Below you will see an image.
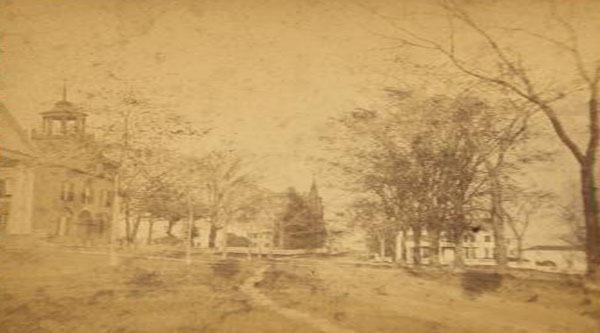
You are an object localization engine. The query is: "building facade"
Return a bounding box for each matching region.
[206,180,328,251]
[0,96,115,243]
[397,227,497,265]
[30,97,115,243]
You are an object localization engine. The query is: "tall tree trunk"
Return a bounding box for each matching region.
[454,230,465,268]
[581,162,600,280]
[412,227,422,265]
[487,162,509,272]
[186,194,194,265]
[109,174,121,267]
[167,219,177,237]
[516,237,523,262]
[400,228,408,264]
[429,228,441,266]
[124,199,131,245]
[221,220,229,259]
[378,233,386,260]
[208,224,219,248]
[390,231,398,262]
[129,215,142,245]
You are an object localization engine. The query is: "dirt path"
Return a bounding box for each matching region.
[241,265,356,333]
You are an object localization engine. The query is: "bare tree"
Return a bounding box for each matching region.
[559,184,586,248]
[503,191,555,261]
[92,91,204,245]
[191,150,261,252]
[327,94,502,267]
[482,100,537,270]
[377,0,600,278]
[347,197,396,261]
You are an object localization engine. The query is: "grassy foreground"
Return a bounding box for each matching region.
[258,261,600,333]
[0,247,316,333]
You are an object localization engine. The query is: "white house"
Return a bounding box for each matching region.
[397,227,497,266]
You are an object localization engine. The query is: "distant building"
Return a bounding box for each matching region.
[273,180,327,249]
[0,94,116,243]
[30,96,115,243]
[397,227,496,265]
[0,103,37,234]
[212,180,328,250]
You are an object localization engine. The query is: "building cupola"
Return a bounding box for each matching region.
[32,84,88,139]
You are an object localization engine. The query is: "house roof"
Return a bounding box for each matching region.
[0,103,37,158]
[40,100,88,118]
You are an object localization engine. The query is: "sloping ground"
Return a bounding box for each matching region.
[0,247,317,333]
[241,266,355,333]
[258,261,600,333]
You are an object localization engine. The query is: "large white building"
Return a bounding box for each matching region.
[396,227,497,266]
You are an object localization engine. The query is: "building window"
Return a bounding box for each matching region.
[82,185,93,204]
[62,182,75,201]
[421,247,430,258]
[484,235,492,243]
[463,234,476,243]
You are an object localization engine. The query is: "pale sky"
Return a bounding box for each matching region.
[2,0,599,244]
[0,0,398,190]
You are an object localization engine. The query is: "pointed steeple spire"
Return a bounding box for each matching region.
[62,79,68,101]
[309,173,318,197]
[307,173,324,221]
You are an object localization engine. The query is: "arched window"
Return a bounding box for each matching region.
[81,184,93,204]
[62,182,75,201]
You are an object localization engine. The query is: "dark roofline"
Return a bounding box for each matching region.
[0,103,38,155]
[41,162,114,181]
[40,110,88,117]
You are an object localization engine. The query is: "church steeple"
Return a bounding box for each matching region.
[307,175,323,220]
[62,80,67,102]
[309,174,319,198]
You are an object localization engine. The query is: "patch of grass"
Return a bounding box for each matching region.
[461,271,503,299]
[127,268,164,288]
[257,266,323,292]
[211,259,241,279]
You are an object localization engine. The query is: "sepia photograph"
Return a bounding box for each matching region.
[1,0,599,332]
